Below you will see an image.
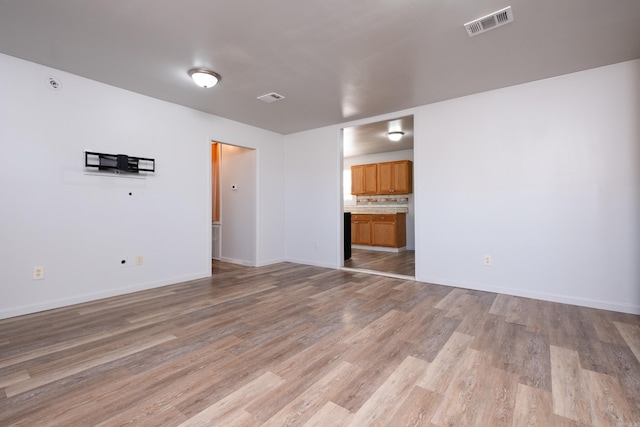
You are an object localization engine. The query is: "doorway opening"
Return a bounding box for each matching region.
[341,115,416,279]
[211,141,257,267]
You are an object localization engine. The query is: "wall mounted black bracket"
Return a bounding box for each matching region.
[85,151,155,174]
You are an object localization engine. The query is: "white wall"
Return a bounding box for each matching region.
[283,60,639,314]
[3,52,637,317]
[254,138,287,266]
[284,126,342,268]
[0,53,285,319]
[220,144,256,265]
[414,59,640,314]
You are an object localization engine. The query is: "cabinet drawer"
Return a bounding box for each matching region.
[351,214,372,222]
[371,214,396,222]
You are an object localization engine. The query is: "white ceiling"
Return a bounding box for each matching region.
[1,1,639,136]
[343,116,413,158]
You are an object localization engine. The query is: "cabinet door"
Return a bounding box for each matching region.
[362,164,377,194]
[377,162,394,194]
[351,214,372,245]
[351,164,377,195]
[392,161,412,194]
[377,161,412,194]
[371,214,397,247]
[371,213,406,248]
[351,165,365,195]
[394,213,407,248]
[372,222,396,247]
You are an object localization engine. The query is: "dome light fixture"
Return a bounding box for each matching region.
[387,131,405,142]
[189,68,221,88]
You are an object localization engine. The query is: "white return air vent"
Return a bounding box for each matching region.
[464,6,514,37]
[257,92,285,103]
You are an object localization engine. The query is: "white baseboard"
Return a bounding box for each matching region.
[219,257,254,266]
[255,258,287,267]
[418,275,640,315]
[284,257,337,269]
[0,272,210,320]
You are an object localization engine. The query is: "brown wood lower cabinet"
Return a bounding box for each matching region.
[351,214,372,245]
[351,213,406,248]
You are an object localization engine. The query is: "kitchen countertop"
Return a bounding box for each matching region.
[344,205,408,214]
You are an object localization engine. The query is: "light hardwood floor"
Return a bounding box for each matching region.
[344,248,415,277]
[1,261,639,426]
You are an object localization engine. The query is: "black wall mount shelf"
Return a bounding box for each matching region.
[85,151,155,174]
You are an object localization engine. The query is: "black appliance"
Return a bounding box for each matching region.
[344,212,352,260]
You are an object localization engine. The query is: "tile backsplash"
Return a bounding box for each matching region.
[357,194,409,205]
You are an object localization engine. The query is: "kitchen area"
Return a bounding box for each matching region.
[343,115,415,277]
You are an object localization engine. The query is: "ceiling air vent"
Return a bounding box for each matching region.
[464,6,513,37]
[257,92,285,103]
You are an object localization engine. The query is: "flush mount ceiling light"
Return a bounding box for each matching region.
[387,131,405,142]
[188,69,221,88]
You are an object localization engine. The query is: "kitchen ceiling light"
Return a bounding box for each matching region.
[189,69,221,88]
[387,131,404,142]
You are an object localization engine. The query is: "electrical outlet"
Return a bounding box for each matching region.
[135,255,144,266]
[33,266,44,280]
[483,255,492,266]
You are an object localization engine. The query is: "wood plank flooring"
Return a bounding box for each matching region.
[344,248,415,277]
[1,261,639,426]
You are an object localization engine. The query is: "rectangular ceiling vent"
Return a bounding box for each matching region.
[257,92,285,103]
[464,6,513,37]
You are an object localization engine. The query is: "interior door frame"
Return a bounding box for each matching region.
[209,139,258,267]
[338,109,418,278]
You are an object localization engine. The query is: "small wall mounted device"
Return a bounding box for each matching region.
[85,151,155,174]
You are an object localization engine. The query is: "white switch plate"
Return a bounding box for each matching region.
[33,266,44,280]
[483,255,492,266]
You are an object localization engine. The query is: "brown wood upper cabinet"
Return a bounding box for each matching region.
[351,160,412,195]
[377,161,412,194]
[351,163,378,195]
